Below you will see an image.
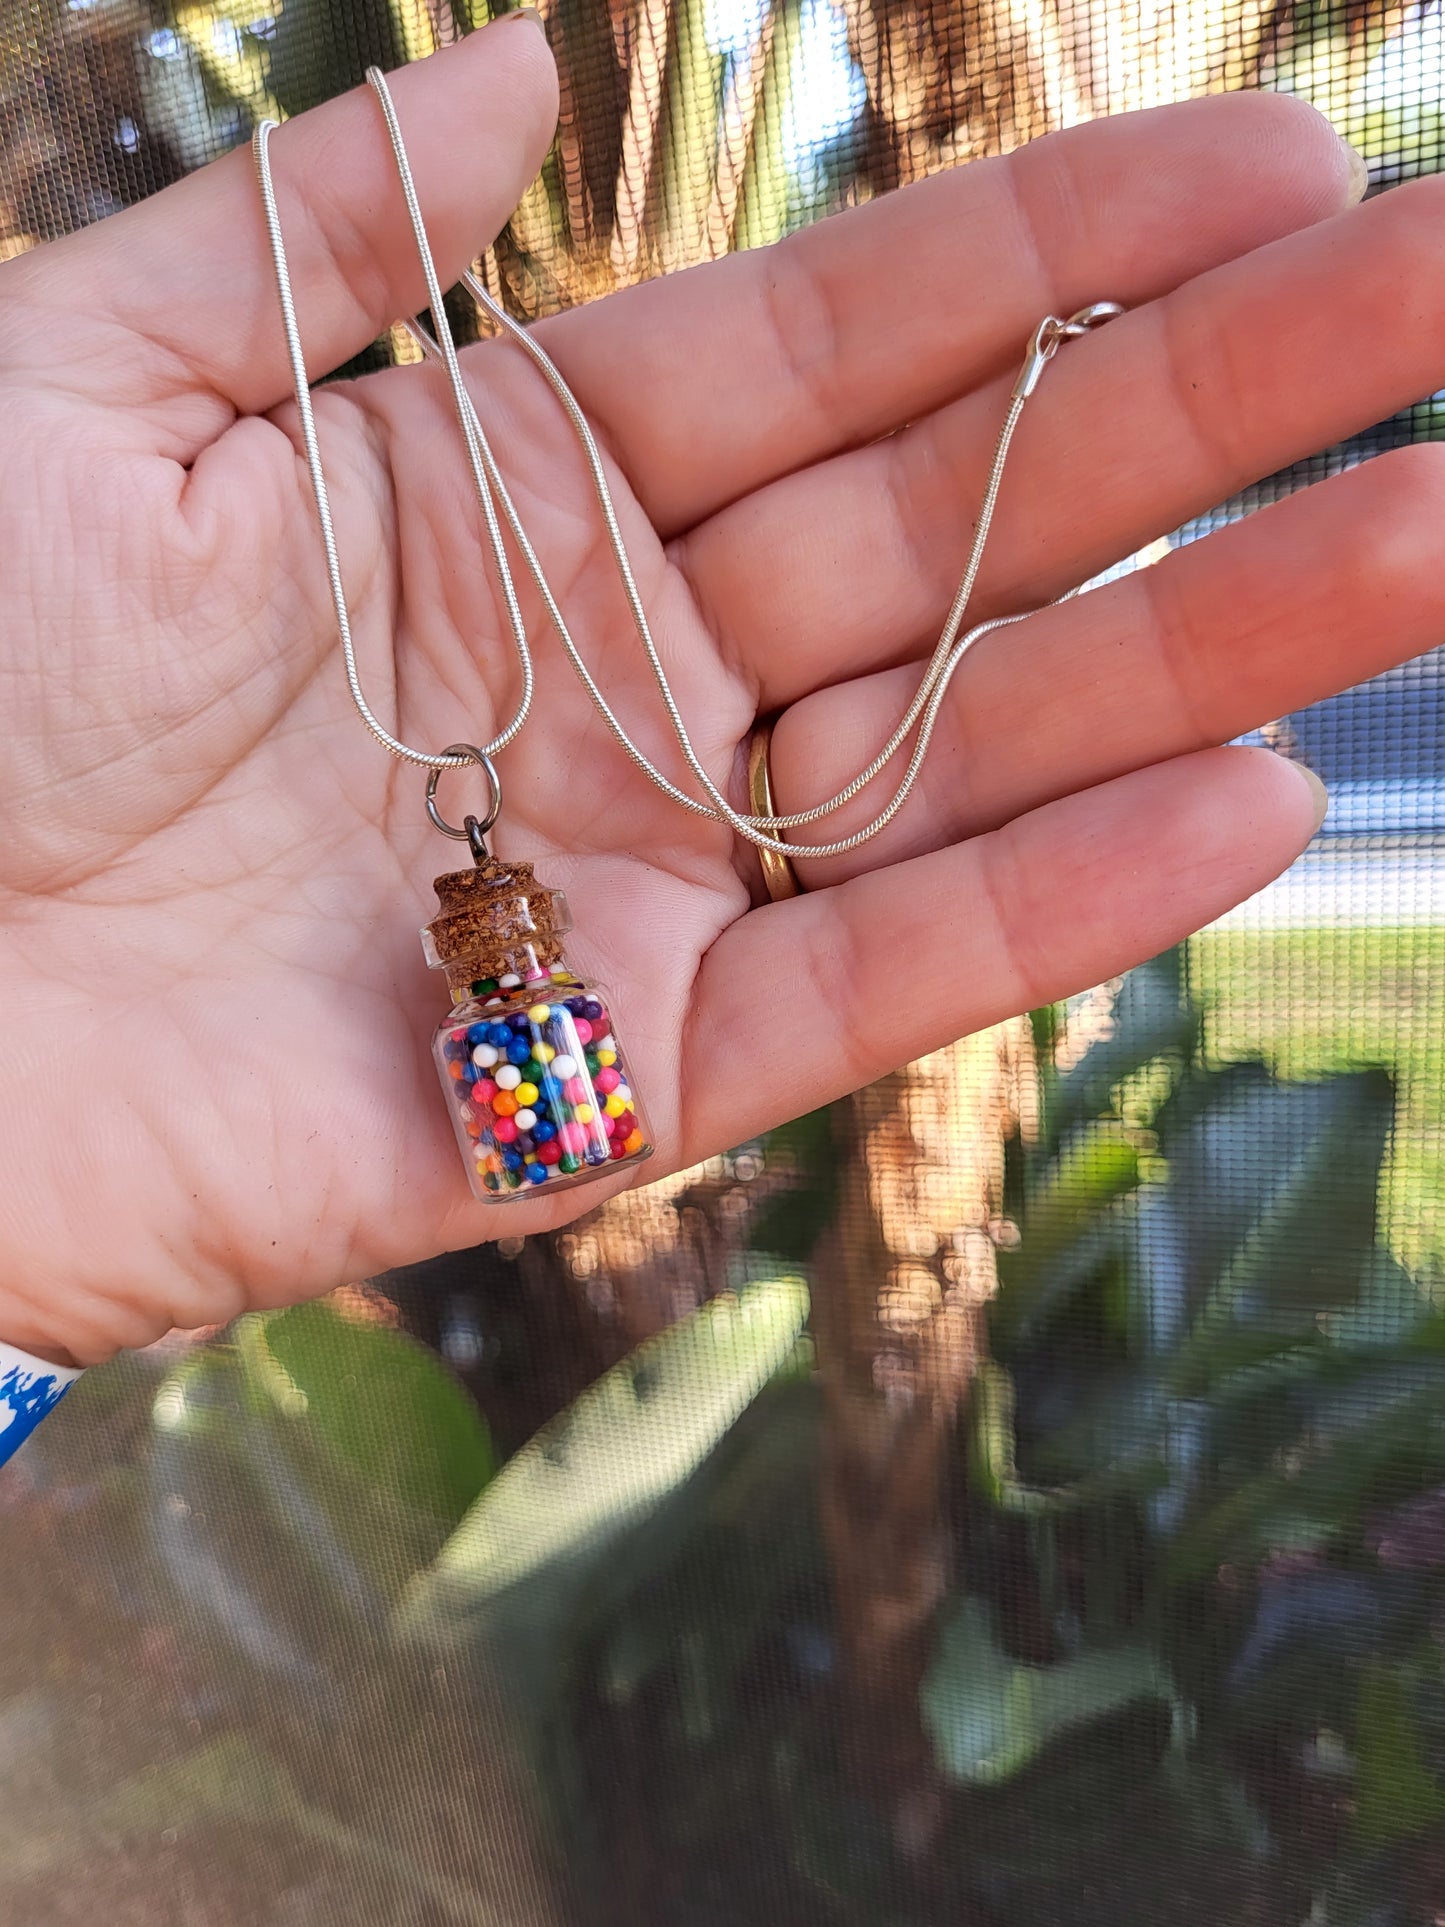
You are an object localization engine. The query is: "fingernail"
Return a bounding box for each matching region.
[510,4,548,34]
[1292,761,1330,832]
[1343,139,1370,206]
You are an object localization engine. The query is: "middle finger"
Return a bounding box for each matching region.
[679,174,1445,713]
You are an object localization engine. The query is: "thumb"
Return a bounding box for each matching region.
[0,14,559,454]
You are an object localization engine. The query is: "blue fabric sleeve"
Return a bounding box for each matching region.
[1,1341,83,1466]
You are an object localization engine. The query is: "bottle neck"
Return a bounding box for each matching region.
[445,939,570,1004]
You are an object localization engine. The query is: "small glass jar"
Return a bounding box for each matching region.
[422,859,652,1203]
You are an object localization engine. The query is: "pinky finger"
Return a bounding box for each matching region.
[683,746,1326,1156]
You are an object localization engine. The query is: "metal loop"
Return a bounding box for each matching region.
[425,745,503,853]
[1060,301,1126,338]
[464,815,492,864]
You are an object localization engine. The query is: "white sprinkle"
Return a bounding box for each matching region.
[471,1044,499,1069]
[515,1108,537,1131]
[494,1064,522,1090]
[551,1054,578,1080]
[499,972,522,989]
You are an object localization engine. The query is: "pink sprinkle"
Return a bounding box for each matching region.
[594,1067,620,1095]
[559,1121,588,1155]
[473,1078,498,1105]
[572,1019,593,1046]
[563,1076,588,1103]
[492,1117,519,1144]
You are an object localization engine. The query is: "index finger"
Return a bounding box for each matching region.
[529,90,1363,537]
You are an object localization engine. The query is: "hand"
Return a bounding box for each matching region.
[1,17,1438,1365]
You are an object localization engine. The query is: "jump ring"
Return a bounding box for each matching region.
[425,744,503,844]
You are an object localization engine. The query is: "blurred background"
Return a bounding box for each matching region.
[1,1,1442,1920]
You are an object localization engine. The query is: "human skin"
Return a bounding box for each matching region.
[1,13,1440,1367]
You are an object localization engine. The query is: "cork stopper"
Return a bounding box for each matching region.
[421,857,572,998]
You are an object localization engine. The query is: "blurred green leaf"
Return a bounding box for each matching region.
[397,1279,810,1662]
[1165,1356,1445,1582]
[1353,1663,1445,1848]
[597,1378,823,1713]
[148,1308,495,1678]
[1139,1067,1392,1378]
[992,1124,1141,1349]
[246,1299,497,1531]
[751,1107,839,1262]
[921,1598,1176,1787]
[1327,1248,1435,1353]
[1051,950,1196,1136]
[150,1347,389,1678]
[265,0,402,118]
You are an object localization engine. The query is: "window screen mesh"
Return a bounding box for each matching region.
[1,3,1442,1922]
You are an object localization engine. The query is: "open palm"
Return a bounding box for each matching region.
[2,16,1441,1365]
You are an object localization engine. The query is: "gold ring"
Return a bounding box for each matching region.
[747,721,801,902]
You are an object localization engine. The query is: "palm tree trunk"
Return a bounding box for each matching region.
[812,1022,1034,1812]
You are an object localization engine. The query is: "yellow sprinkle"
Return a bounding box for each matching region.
[516,1082,539,1106]
[527,1003,551,1023]
[524,1153,537,1164]
[604,1094,626,1118]
[596,1049,616,1068]
[534,1042,556,1063]
[574,1104,595,1125]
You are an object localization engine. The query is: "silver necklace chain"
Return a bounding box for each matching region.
[252,68,1121,860]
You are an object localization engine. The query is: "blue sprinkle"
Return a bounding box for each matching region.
[531,1119,557,1143]
[500,1147,525,1172]
[506,1038,532,1065]
[525,1163,550,1184]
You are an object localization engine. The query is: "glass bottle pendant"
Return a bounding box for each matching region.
[422,857,652,1202]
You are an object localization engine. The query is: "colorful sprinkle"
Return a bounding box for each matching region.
[436,978,649,1203]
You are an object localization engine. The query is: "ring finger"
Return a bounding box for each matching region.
[765,442,1445,892]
